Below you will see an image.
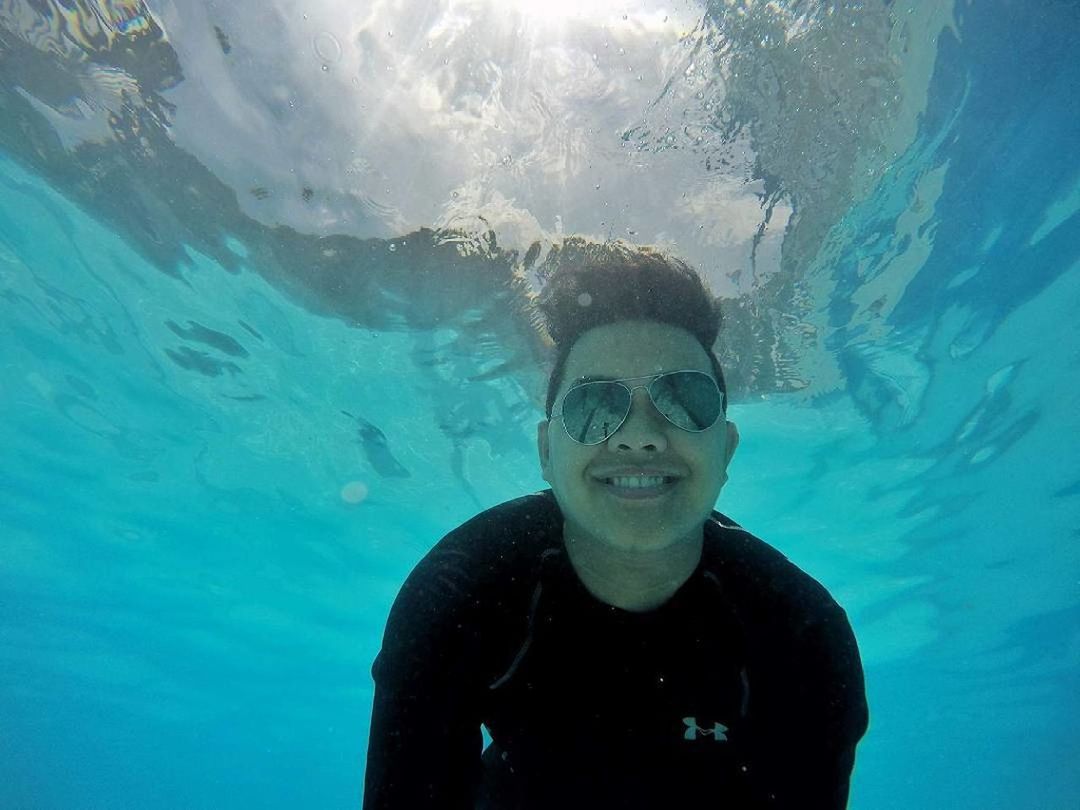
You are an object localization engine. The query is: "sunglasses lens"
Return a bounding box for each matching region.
[650,371,724,431]
[559,372,725,445]
[560,382,631,445]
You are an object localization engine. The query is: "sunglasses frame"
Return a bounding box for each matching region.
[550,369,726,446]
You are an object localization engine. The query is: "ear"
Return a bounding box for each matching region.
[723,420,740,468]
[537,420,553,483]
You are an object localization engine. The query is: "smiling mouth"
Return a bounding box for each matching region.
[594,475,681,501]
[601,475,677,488]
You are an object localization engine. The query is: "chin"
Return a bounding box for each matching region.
[593,515,690,552]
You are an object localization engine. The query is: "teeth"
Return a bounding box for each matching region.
[606,476,668,488]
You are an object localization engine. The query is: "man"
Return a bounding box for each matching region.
[363,241,869,809]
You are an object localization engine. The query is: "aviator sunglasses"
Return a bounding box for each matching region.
[551,370,726,446]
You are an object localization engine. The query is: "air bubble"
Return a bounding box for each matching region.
[314,31,342,63]
[341,481,369,504]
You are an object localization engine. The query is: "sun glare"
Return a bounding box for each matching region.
[503,0,656,24]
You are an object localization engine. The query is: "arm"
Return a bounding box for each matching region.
[363,561,484,809]
[776,606,870,809]
[709,521,869,808]
[817,607,869,808]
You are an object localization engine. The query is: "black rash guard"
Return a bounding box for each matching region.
[363,491,869,809]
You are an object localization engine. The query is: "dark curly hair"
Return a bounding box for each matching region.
[535,238,727,417]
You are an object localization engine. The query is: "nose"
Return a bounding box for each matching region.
[609,388,669,452]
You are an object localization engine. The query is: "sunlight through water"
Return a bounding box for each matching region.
[1,0,1078,808]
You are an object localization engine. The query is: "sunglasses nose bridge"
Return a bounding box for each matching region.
[620,383,669,430]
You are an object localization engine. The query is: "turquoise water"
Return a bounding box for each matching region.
[2,1,1078,808]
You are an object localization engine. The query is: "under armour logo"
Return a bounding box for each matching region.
[682,716,729,742]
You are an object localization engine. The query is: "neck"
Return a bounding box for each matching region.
[563,523,704,612]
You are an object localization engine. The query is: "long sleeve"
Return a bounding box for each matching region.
[706,517,870,809]
[757,604,870,809]
[806,605,868,808]
[362,556,485,809]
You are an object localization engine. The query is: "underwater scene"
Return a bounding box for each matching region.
[1,1,1078,808]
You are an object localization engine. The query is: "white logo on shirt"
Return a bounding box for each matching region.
[682,717,729,742]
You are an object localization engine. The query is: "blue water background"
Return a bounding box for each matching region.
[2,1,1078,808]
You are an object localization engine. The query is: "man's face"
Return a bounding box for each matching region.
[538,320,739,553]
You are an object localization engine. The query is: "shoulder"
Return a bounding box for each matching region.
[392,490,562,615]
[426,489,563,570]
[703,514,869,745]
[439,490,563,549]
[702,512,850,632]
[374,491,563,682]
